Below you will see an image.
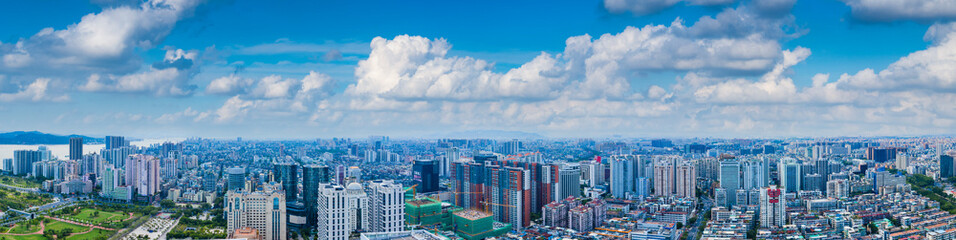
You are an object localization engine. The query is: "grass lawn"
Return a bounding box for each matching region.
[0,188,53,210]
[65,208,126,224]
[5,223,40,234]
[1,234,49,240]
[45,220,89,233]
[0,176,40,189]
[65,229,114,240]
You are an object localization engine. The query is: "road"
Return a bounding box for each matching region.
[685,196,713,240]
[0,183,39,193]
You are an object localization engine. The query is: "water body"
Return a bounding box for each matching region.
[0,138,185,160]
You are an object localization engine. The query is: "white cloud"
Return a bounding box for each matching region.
[80,48,199,96]
[206,74,252,95]
[0,78,68,102]
[841,0,956,22]
[837,22,956,92]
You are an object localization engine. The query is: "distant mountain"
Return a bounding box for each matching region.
[0,131,102,145]
[434,130,545,139]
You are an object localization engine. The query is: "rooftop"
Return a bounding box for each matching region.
[455,209,491,220]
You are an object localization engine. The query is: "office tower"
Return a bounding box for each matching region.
[714,188,727,208]
[13,149,43,175]
[317,184,350,240]
[367,180,404,233]
[675,161,696,198]
[413,159,440,193]
[273,162,299,201]
[779,161,801,193]
[826,179,849,198]
[872,169,907,193]
[69,137,83,160]
[125,154,160,197]
[335,165,347,185]
[719,160,740,207]
[105,136,126,150]
[610,155,638,198]
[226,183,287,240]
[557,164,581,200]
[943,154,956,178]
[759,186,786,228]
[203,171,217,192]
[227,167,245,191]
[346,183,370,232]
[302,164,331,228]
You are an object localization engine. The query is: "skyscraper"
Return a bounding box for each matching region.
[126,154,160,198]
[413,159,439,193]
[13,149,42,175]
[273,162,299,201]
[302,164,331,228]
[719,160,740,207]
[367,180,405,233]
[227,167,245,191]
[941,153,955,178]
[759,186,785,228]
[654,158,675,196]
[105,136,126,150]
[69,137,83,160]
[557,164,581,200]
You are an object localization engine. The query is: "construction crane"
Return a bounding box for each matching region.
[407,184,419,196]
[480,201,516,212]
[448,191,483,206]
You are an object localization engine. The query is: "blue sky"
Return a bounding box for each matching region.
[1,0,955,139]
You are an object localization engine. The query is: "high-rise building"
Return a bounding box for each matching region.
[675,161,696,198]
[69,137,83,160]
[367,180,404,233]
[302,164,331,229]
[413,159,439,193]
[225,183,287,240]
[582,161,605,186]
[105,136,127,150]
[654,158,675,197]
[203,171,217,192]
[759,186,786,228]
[273,162,299,201]
[227,167,245,191]
[557,164,581,200]
[346,183,370,232]
[719,160,740,207]
[442,147,460,177]
[125,154,160,197]
[779,161,801,193]
[13,149,43,175]
[941,154,955,178]
[317,184,350,240]
[610,155,639,198]
[741,161,764,190]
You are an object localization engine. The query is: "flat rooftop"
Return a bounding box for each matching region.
[407,199,437,207]
[454,209,491,220]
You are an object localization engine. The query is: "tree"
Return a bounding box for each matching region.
[160,200,176,209]
[676,222,683,229]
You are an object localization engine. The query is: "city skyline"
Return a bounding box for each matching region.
[2,0,956,139]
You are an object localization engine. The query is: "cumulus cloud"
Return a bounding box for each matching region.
[841,0,956,22]
[837,22,956,92]
[0,78,68,102]
[80,48,200,96]
[201,71,336,122]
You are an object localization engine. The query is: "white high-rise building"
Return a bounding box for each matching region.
[225,183,287,240]
[826,179,849,199]
[759,185,786,228]
[583,162,605,186]
[367,180,404,233]
[125,154,160,197]
[346,182,370,232]
[317,184,350,240]
[675,161,696,198]
[610,155,638,198]
[557,164,581,200]
[653,158,675,196]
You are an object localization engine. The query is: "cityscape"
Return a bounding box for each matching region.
[2,0,956,240]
